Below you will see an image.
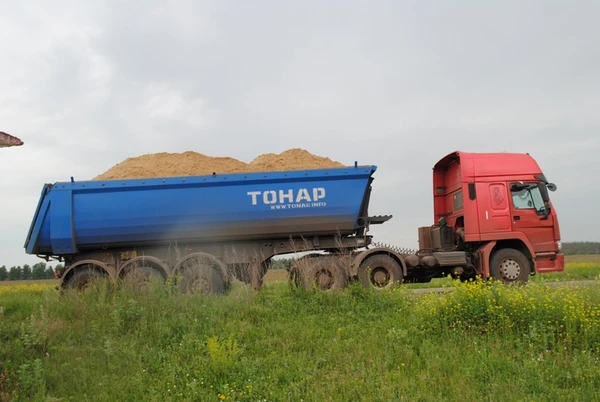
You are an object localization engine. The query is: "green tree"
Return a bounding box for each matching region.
[22,264,32,280]
[269,258,295,270]
[32,262,47,280]
[562,242,600,255]
[0,266,7,281]
[8,266,22,281]
[45,266,55,279]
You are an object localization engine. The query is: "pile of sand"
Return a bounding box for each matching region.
[93,148,346,180]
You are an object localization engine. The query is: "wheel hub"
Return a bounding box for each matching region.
[500,259,521,280]
[181,263,215,294]
[190,274,211,293]
[371,268,390,287]
[316,269,333,290]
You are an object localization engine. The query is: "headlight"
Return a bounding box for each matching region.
[557,241,562,250]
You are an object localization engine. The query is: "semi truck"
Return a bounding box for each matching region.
[23,151,564,294]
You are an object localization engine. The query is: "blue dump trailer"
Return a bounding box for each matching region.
[24,165,406,293]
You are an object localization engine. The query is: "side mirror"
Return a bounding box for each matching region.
[547,183,557,192]
[539,183,549,201]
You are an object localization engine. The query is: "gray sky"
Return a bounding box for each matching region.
[1,1,599,268]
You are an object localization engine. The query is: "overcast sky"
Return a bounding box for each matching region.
[1,1,599,268]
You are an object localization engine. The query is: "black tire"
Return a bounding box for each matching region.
[122,266,165,290]
[458,267,478,283]
[490,248,530,284]
[305,259,347,291]
[175,253,228,295]
[287,264,305,289]
[287,255,319,289]
[459,274,477,283]
[179,265,225,295]
[358,254,403,290]
[64,266,106,291]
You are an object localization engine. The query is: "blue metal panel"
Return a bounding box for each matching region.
[24,196,51,254]
[25,166,377,256]
[24,184,52,252]
[50,190,77,254]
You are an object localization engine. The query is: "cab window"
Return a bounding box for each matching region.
[511,184,545,214]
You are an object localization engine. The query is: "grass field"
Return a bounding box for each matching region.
[1,255,599,401]
[539,254,600,281]
[0,280,57,287]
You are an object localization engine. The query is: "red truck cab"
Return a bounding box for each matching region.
[432,151,564,282]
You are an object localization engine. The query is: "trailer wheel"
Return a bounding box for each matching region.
[490,248,530,284]
[358,254,403,290]
[287,265,304,288]
[305,259,347,291]
[180,266,224,295]
[175,253,228,295]
[64,266,106,291]
[287,255,319,289]
[122,266,165,291]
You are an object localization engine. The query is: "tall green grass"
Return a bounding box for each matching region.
[532,255,600,282]
[1,279,600,401]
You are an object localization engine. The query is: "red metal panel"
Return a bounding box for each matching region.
[488,183,511,231]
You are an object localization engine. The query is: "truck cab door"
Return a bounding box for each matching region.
[474,182,512,236]
[509,182,555,253]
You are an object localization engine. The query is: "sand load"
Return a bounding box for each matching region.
[93,148,345,180]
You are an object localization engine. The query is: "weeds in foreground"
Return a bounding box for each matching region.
[1,279,599,401]
[415,279,600,351]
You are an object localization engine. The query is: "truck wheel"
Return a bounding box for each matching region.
[287,255,318,289]
[64,266,106,291]
[287,265,305,288]
[179,266,224,295]
[358,255,403,290]
[490,248,530,284]
[458,267,478,283]
[122,266,165,291]
[305,259,347,291]
[175,253,228,295]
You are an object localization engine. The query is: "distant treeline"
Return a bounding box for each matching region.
[562,242,600,255]
[0,262,62,281]
[269,258,295,270]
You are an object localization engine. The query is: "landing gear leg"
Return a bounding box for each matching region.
[250,260,264,291]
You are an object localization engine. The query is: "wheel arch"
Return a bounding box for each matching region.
[60,259,112,287]
[304,256,347,291]
[351,247,407,277]
[118,256,170,280]
[492,239,535,274]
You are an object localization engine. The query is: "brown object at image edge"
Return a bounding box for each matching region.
[0,131,24,147]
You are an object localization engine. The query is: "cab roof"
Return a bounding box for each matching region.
[434,151,543,180]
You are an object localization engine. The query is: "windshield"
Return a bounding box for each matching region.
[511,184,546,214]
